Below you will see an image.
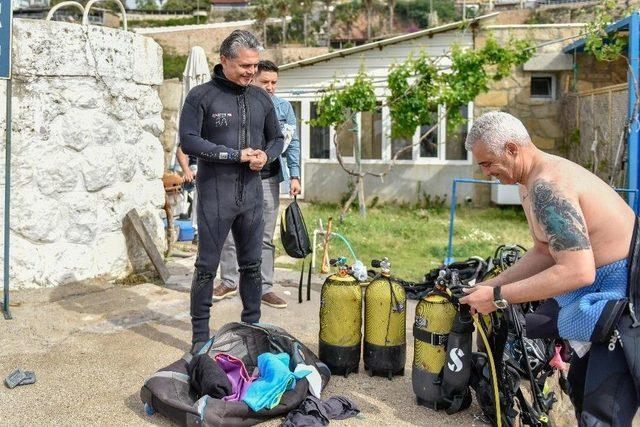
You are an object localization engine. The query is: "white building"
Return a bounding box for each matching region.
[277,15,497,204]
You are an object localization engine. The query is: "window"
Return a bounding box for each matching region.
[445,104,469,161]
[391,137,412,160]
[336,119,356,158]
[361,107,382,159]
[419,108,439,158]
[310,102,330,159]
[530,74,555,99]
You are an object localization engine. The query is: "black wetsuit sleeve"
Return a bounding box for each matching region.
[179,95,241,164]
[263,104,284,165]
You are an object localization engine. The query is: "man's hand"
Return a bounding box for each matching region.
[459,285,497,315]
[240,148,256,162]
[183,168,196,183]
[249,150,267,171]
[290,178,301,196]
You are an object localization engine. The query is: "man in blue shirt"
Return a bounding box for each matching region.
[214,60,301,309]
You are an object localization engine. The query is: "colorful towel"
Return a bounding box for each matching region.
[243,353,310,412]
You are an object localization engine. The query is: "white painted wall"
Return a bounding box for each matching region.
[0,19,166,289]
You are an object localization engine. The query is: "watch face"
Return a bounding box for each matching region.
[495,299,508,309]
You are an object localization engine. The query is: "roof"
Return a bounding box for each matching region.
[279,12,500,71]
[564,13,634,53]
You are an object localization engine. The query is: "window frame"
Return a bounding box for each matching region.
[289,98,474,166]
[530,73,556,100]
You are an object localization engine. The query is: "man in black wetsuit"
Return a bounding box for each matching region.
[179,30,284,353]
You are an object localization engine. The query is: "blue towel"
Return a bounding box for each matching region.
[242,353,311,412]
[555,258,627,341]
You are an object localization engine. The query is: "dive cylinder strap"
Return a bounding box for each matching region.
[413,325,448,346]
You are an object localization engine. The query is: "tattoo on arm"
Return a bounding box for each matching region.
[530,180,591,252]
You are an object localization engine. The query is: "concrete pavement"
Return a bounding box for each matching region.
[0,253,576,426]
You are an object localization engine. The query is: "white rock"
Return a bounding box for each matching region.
[0,233,47,289]
[133,35,164,86]
[3,19,165,289]
[41,242,96,286]
[59,192,98,244]
[141,117,165,137]
[11,190,63,243]
[122,122,143,145]
[137,132,165,180]
[82,146,117,192]
[115,143,137,183]
[92,232,131,278]
[36,148,80,195]
[137,87,163,119]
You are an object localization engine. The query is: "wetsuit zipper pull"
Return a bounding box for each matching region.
[608,329,622,351]
[629,302,640,328]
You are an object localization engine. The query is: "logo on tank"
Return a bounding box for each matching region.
[447,348,465,372]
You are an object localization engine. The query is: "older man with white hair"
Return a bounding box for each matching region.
[459,111,639,426]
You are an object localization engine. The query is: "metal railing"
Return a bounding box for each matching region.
[444,177,639,264]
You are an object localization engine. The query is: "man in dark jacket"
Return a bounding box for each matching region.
[179,30,284,353]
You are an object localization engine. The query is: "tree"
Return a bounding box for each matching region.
[136,0,158,10]
[296,0,314,46]
[252,0,272,47]
[311,35,534,218]
[334,1,359,43]
[363,0,374,40]
[395,0,459,29]
[387,0,395,33]
[273,0,291,44]
[163,0,198,10]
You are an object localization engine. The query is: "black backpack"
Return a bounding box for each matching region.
[280,197,313,303]
[140,322,331,427]
[280,197,311,258]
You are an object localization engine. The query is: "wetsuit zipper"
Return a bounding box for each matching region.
[236,93,247,206]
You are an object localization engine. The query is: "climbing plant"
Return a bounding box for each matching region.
[311,34,534,218]
[583,0,626,62]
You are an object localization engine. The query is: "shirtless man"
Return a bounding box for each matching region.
[459,111,639,426]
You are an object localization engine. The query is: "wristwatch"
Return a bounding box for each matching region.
[493,286,509,310]
[290,176,300,180]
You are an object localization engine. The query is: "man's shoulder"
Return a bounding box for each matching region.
[247,85,273,107]
[271,95,291,108]
[186,81,216,104]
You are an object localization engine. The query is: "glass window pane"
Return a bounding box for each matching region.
[391,137,412,160]
[361,107,382,159]
[310,102,330,159]
[419,124,438,158]
[445,104,469,161]
[336,120,356,158]
[531,76,552,98]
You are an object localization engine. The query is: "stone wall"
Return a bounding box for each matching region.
[135,22,329,63]
[0,19,166,289]
[472,24,585,205]
[475,25,586,152]
[573,54,627,92]
[158,78,182,168]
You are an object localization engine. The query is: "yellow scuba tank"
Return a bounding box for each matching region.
[412,292,457,409]
[363,257,406,379]
[319,257,362,377]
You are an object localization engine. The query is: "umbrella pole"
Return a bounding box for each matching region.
[2,78,11,320]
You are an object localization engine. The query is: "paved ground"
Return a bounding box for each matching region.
[0,253,578,426]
